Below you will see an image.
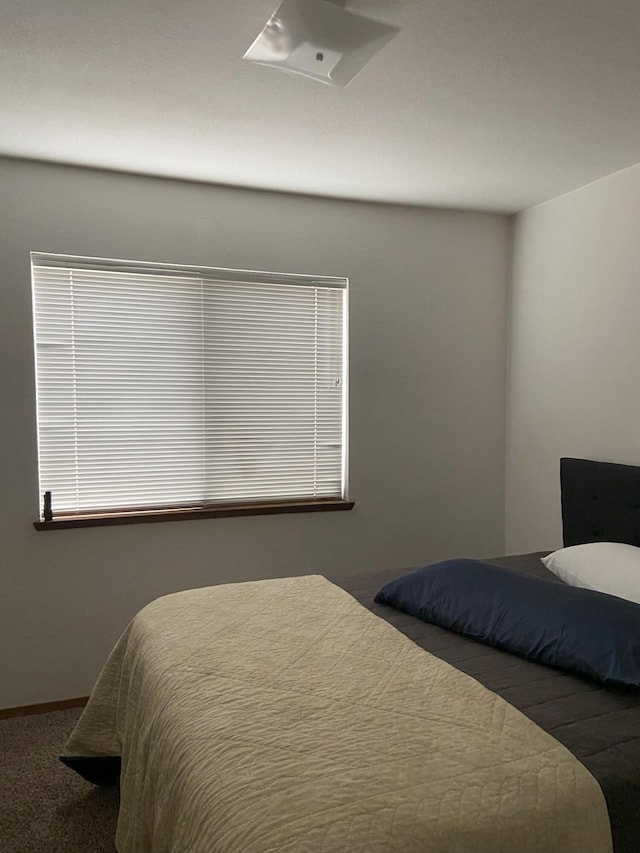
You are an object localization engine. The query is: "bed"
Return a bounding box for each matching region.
[62,457,640,852]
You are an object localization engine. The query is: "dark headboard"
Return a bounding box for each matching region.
[561,457,640,548]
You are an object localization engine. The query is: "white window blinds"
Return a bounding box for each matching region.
[31,254,347,518]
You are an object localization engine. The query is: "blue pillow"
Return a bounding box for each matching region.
[374,559,640,689]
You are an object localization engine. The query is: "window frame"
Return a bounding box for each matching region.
[31,253,352,529]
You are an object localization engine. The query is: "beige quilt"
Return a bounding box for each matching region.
[64,575,613,853]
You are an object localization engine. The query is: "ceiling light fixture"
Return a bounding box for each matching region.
[243,0,400,88]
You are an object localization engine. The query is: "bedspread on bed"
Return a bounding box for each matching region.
[332,553,640,853]
[64,574,612,853]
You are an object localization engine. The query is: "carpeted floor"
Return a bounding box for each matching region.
[0,708,119,853]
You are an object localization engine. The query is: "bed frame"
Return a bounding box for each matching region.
[62,455,640,853]
[561,457,640,548]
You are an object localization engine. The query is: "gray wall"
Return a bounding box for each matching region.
[0,158,509,709]
[506,163,640,553]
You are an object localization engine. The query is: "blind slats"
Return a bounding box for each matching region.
[32,255,347,516]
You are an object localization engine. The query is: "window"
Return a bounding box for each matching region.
[31,254,350,527]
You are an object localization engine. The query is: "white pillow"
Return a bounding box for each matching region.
[542,542,640,604]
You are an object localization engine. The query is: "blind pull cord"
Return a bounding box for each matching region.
[43,490,53,522]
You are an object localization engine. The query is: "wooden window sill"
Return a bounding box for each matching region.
[33,499,355,530]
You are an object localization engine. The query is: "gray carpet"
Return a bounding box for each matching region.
[0,708,118,853]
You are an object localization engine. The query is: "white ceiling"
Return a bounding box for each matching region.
[2,0,639,213]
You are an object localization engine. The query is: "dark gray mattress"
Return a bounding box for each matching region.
[330,553,640,853]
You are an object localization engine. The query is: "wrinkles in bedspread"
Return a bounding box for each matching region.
[333,554,640,853]
[63,574,613,853]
